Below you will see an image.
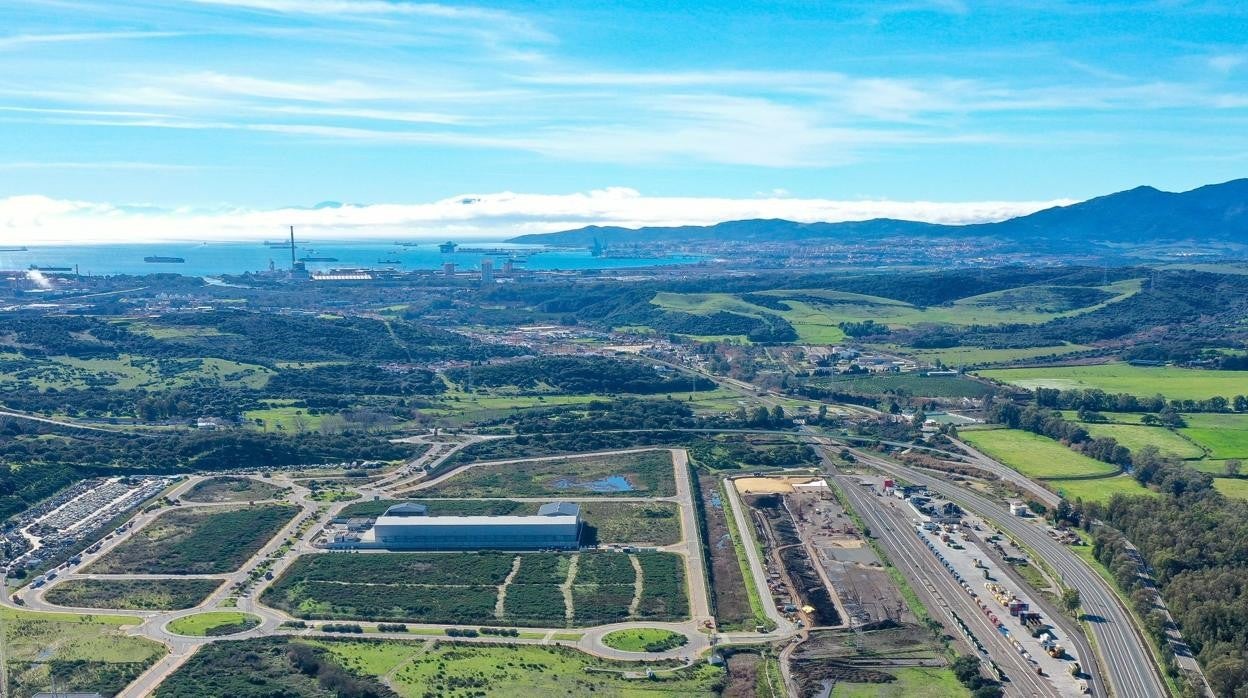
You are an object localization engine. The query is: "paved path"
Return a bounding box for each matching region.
[669,449,712,627]
[3,444,798,696]
[719,476,796,638]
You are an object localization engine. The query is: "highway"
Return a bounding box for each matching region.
[843,444,1168,698]
[826,455,1061,697]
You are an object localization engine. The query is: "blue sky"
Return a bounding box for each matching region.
[0,0,1246,241]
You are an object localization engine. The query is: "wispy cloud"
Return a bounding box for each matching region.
[0,161,200,171]
[1209,53,1246,74]
[0,31,185,50]
[0,188,1073,244]
[182,0,553,41]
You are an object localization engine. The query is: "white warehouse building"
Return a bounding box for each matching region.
[370,501,582,550]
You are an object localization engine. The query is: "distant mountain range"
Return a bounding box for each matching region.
[508,179,1248,248]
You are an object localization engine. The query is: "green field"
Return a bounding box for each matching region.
[87,504,298,574]
[1214,478,1248,500]
[1046,474,1156,503]
[43,578,223,611]
[244,402,327,432]
[961,429,1120,479]
[829,667,970,697]
[1179,413,1248,459]
[183,476,284,503]
[312,639,725,697]
[167,611,261,637]
[601,628,688,653]
[3,607,164,698]
[902,344,1092,367]
[978,363,1248,401]
[651,280,1139,344]
[1079,423,1205,460]
[7,354,273,391]
[810,373,995,398]
[1056,410,1248,472]
[423,450,676,498]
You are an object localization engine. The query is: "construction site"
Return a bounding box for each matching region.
[734,475,940,696]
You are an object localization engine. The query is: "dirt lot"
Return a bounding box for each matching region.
[786,491,916,627]
[748,494,841,628]
[789,627,949,697]
[722,652,763,698]
[697,473,755,630]
[733,476,823,495]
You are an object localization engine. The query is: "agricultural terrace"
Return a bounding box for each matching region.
[339,498,681,546]
[43,578,223,611]
[182,476,284,503]
[421,450,676,498]
[309,639,726,697]
[86,504,298,574]
[977,362,1248,401]
[262,550,688,628]
[2,607,165,698]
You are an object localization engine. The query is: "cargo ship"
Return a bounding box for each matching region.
[299,256,339,262]
[29,265,73,272]
[378,259,402,264]
[144,256,185,263]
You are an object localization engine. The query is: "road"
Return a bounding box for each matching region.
[844,444,1168,698]
[827,458,1060,697]
[5,448,733,695]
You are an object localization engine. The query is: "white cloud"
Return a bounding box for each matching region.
[182,0,552,41]
[0,189,1073,245]
[0,161,200,171]
[0,31,185,50]
[1209,53,1246,74]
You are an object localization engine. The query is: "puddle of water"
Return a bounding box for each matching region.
[552,474,635,492]
[709,493,722,508]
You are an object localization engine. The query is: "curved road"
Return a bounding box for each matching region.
[843,443,1167,697]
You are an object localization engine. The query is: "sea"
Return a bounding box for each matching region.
[0,241,703,277]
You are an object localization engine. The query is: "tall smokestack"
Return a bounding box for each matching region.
[289,226,296,270]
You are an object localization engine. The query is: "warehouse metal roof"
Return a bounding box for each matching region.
[538,502,580,517]
[375,514,579,527]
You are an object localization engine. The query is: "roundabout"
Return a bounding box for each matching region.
[600,627,689,653]
[166,611,262,637]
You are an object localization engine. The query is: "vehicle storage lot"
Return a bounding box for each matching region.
[912,509,1088,696]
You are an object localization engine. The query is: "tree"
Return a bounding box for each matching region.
[1226,459,1242,478]
[1060,588,1082,616]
